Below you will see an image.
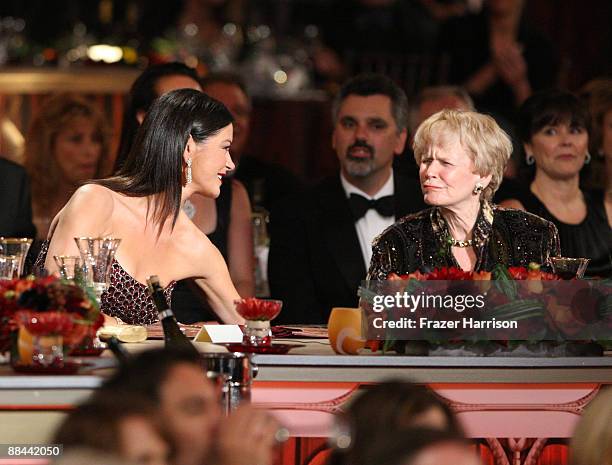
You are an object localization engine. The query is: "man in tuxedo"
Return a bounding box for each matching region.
[0,157,36,238]
[269,74,425,324]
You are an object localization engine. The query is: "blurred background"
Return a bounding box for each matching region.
[0,0,611,180]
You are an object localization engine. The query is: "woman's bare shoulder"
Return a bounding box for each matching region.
[67,184,115,208]
[54,184,116,234]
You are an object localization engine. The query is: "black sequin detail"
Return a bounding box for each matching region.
[35,241,175,325]
[368,201,561,279]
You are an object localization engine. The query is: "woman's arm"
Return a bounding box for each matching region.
[227,180,255,297]
[192,240,244,324]
[44,185,114,273]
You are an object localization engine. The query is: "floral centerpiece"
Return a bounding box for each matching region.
[0,276,102,366]
[359,264,611,356]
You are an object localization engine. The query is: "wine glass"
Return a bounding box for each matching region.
[0,255,20,280]
[550,257,590,280]
[53,255,83,281]
[74,237,121,303]
[0,237,33,277]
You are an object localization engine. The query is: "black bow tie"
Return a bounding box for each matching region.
[348,194,394,220]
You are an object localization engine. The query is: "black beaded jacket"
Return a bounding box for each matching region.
[368,201,561,280]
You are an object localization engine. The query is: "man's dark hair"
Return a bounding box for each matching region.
[94,347,204,402]
[53,396,166,455]
[518,89,591,143]
[114,62,200,172]
[94,89,233,236]
[332,74,409,132]
[201,71,250,102]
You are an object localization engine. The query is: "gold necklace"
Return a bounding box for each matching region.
[450,238,473,248]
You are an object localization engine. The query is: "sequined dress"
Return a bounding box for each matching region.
[368,201,561,279]
[35,240,175,325]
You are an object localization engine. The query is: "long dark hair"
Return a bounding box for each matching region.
[94,89,233,235]
[114,62,199,172]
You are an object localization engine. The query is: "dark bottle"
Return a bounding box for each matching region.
[106,336,130,365]
[146,275,200,355]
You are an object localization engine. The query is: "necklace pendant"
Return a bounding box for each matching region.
[450,238,473,248]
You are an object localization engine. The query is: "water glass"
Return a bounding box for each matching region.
[0,255,20,280]
[551,257,590,279]
[0,237,33,277]
[53,255,83,281]
[74,237,121,301]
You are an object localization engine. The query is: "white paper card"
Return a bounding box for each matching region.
[194,325,243,343]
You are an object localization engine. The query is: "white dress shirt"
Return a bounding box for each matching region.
[340,172,395,270]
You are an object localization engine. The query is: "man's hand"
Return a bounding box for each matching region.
[215,405,281,465]
[491,37,532,103]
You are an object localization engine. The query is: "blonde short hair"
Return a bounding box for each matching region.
[413,109,512,201]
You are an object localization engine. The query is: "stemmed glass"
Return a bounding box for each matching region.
[550,257,590,280]
[0,255,20,280]
[53,255,84,281]
[0,237,33,277]
[74,237,121,303]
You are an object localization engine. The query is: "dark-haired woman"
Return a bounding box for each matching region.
[501,90,612,277]
[40,89,244,324]
[114,62,254,323]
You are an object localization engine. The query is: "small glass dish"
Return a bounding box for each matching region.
[235,298,283,347]
[551,257,590,279]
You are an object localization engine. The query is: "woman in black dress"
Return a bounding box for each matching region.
[500,90,612,278]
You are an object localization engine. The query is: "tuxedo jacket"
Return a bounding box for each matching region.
[268,171,425,324]
[0,158,36,238]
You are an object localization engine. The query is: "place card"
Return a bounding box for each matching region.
[194,325,244,343]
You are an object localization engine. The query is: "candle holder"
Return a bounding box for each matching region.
[235,298,282,347]
[550,257,590,280]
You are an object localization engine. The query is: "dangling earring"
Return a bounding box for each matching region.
[584,152,591,164]
[186,159,192,184]
[473,183,483,195]
[525,153,535,165]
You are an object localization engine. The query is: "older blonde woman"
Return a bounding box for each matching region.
[369,109,560,278]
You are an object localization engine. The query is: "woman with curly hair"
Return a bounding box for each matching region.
[24,94,111,240]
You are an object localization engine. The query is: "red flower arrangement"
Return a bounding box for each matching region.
[235,297,283,321]
[0,276,103,355]
[360,263,610,355]
[387,264,560,282]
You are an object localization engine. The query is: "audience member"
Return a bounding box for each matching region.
[369,109,559,278]
[24,94,111,240]
[51,449,129,465]
[356,428,478,465]
[439,0,558,122]
[94,347,279,465]
[269,74,425,324]
[113,62,254,323]
[500,90,612,277]
[54,397,171,465]
[313,0,443,83]
[39,89,243,324]
[580,78,612,220]
[329,382,467,465]
[201,72,303,217]
[570,387,612,465]
[394,85,474,179]
[0,157,36,238]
